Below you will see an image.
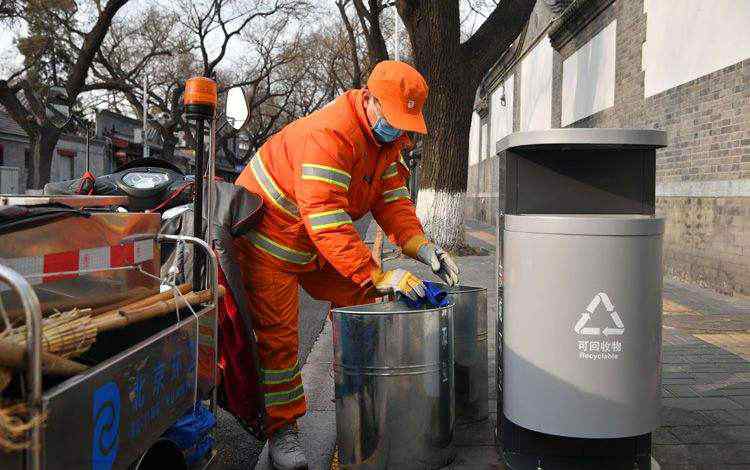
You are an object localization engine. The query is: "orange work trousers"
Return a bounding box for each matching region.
[235,239,377,435]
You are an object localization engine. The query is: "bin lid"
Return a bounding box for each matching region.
[504,214,664,236]
[497,128,667,153]
[333,300,453,316]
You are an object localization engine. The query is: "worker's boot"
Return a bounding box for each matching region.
[269,423,308,470]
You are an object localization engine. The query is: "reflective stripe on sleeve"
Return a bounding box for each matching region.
[262,360,301,385]
[265,383,305,407]
[382,186,410,203]
[308,209,353,231]
[301,164,351,190]
[250,153,300,219]
[381,162,398,180]
[247,230,316,265]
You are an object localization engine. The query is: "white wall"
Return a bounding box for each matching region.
[643,0,750,97]
[468,111,481,166]
[490,75,514,148]
[520,36,554,131]
[562,20,617,126]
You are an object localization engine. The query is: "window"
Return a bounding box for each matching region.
[58,149,76,180]
[643,0,750,97]
[0,145,4,166]
[562,20,617,126]
[468,112,481,166]
[520,36,554,131]
[491,76,514,144]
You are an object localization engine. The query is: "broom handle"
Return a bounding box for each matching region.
[93,283,192,317]
[0,339,88,377]
[94,286,224,333]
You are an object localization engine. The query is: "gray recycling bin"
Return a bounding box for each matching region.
[496,128,668,469]
[332,300,456,469]
[503,214,663,438]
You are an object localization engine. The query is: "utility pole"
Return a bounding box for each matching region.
[142,75,150,159]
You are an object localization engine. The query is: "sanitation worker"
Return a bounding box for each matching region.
[234,60,459,470]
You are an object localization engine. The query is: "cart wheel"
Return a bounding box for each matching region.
[131,438,187,470]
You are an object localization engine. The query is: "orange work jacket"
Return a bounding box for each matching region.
[235,89,425,287]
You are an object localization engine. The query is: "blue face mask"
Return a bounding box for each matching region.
[372,118,404,143]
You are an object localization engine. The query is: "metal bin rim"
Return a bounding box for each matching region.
[504,214,665,236]
[332,300,455,316]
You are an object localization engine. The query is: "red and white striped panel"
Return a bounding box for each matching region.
[0,239,155,287]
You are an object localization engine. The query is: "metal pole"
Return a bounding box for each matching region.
[206,115,217,250]
[0,265,44,470]
[85,129,90,172]
[142,76,150,159]
[192,119,205,287]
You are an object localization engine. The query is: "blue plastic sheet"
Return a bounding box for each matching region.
[162,403,217,465]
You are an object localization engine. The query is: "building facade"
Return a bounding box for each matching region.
[0,110,111,193]
[467,0,749,297]
[0,107,245,192]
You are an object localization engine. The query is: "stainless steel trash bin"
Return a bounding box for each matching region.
[442,285,488,424]
[503,214,664,439]
[332,300,456,470]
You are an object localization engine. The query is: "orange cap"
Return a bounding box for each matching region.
[184,77,218,108]
[367,60,428,134]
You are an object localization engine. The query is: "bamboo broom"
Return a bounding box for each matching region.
[5,309,98,358]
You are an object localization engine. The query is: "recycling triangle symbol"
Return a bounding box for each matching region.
[573,292,625,336]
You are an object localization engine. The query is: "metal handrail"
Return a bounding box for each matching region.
[156,234,219,411]
[0,264,44,470]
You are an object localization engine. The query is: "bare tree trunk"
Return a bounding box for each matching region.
[349,0,534,249]
[337,0,363,88]
[30,127,61,189]
[416,83,476,247]
[401,2,479,249]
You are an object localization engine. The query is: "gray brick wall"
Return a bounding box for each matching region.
[466,0,750,297]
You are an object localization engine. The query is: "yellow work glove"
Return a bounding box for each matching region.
[371,267,426,302]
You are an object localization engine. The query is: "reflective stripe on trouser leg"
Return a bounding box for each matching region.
[242,254,307,434]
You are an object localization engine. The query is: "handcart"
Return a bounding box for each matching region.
[0,232,220,470]
[0,75,261,470]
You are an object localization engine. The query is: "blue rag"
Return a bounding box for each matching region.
[403,280,450,309]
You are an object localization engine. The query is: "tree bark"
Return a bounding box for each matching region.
[352,0,389,65]
[30,126,61,189]
[396,1,533,249]
[397,2,478,248]
[336,0,363,88]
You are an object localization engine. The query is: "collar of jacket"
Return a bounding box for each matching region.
[351,89,411,151]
